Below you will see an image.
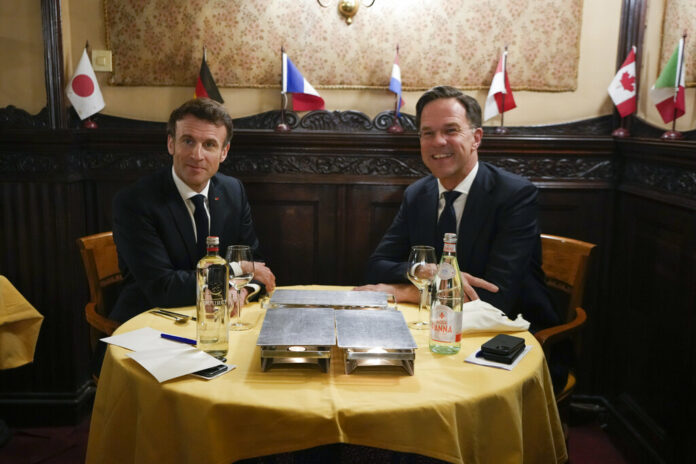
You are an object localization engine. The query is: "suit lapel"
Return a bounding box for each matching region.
[163,169,199,264]
[417,177,440,248]
[458,164,495,265]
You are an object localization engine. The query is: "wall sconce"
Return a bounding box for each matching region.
[317,0,376,25]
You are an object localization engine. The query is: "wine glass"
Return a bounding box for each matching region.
[406,245,437,330]
[226,245,255,331]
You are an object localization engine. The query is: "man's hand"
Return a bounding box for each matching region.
[460,272,498,302]
[353,283,420,304]
[253,262,276,293]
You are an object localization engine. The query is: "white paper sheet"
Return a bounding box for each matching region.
[464,345,532,371]
[127,346,223,383]
[101,327,225,382]
[100,327,184,351]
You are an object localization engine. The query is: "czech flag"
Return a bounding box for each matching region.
[282,53,325,111]
[195,54,224,103]
[389,50,405,116]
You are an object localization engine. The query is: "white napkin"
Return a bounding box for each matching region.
[461,299,530,333]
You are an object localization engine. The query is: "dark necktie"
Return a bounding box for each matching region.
[191,194,208,259]
[437,190,462,248]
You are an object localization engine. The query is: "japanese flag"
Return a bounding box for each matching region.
[65,49,105,120]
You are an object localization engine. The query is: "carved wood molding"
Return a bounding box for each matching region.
[623,159,696,199]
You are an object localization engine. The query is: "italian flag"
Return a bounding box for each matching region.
[649,38,686,124]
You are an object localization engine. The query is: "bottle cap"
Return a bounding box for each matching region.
[206,236,219,246]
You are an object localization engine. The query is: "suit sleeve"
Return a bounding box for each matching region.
[476,182,540,316]
[365,199,411,284]
[113,191,196,309]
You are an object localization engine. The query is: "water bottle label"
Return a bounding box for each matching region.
[430,304,463,343]
[437,262,456,279]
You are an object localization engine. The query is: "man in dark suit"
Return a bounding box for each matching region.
[110,98,275,323]
[360,86,557,333]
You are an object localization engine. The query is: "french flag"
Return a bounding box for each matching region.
[389,51,405,116]
[282,53,325,112]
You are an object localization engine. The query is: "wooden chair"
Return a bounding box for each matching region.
[535,234,596,405]
[77,232,122,352]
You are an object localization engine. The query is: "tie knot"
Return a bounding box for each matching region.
[191,194,206,209]
[443,190,461,206]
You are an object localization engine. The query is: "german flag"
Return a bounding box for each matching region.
[194,54,224,103]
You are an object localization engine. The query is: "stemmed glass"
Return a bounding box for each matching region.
[406,245,437,330]
[226,245,255,331]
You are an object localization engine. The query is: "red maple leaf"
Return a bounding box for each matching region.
[620,72,635,92]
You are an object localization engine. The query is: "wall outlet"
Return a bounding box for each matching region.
[91,50,112,72]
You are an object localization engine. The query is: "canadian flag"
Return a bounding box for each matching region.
[65,49,104,120]
[607,46,637,118]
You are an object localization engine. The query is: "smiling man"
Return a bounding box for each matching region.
[110,98,275,323]
[362,86,557,334]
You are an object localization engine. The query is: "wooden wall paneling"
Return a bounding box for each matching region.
[609,193,696,462]
[0,180,93,425]
[344,184,409,286]
[612,138,696,462]
[243,182,339,286]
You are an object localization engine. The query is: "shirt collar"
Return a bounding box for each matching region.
[437,162,479,197]
[171,166,210,201]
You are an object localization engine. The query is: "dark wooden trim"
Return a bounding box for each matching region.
[41,0,67,129]
[0,382,94,427]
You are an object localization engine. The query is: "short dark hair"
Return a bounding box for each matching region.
[167,98,234,146]
[415,86,482,130]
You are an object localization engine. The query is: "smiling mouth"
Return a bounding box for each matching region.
[431,153,453,160]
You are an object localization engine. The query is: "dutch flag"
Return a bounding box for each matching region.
[282,53,325,112]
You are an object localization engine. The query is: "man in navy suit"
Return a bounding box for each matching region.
[110,98,276,323]
[361,86,557,333]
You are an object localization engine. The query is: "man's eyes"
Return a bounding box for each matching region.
[180,138,218,149]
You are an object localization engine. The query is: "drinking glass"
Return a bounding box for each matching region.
[406,245,437,329]
[226,245,255,331]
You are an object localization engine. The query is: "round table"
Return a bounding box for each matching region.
[86,286,566,464]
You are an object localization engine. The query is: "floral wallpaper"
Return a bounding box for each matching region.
[661,0,694,87]
[105,0,583,91]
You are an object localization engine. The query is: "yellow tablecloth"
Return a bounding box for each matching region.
[0,275,43,370]
[87,286,567,464]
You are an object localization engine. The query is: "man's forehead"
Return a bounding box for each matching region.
[420,99,470,128]
[175,116,226,139]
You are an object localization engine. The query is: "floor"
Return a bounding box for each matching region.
[0,414,634,464]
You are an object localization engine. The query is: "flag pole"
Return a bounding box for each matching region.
[388,44,404,134]
[661,31,686,140]
[276,45,291,132]
[495,45,509,134]
[82,40,98,129]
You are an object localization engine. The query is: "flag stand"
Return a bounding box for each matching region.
[276,46,291,133]
[495,94,509,134]
[387,93,403,134]
[612,118,630,137]
[661,110,683,139]
[82,117,98,129]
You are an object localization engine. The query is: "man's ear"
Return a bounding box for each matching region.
[220,143,230,163]
[167,135,175,156]
[472,127,483,149]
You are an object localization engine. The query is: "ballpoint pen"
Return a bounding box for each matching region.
[160,333,197,345]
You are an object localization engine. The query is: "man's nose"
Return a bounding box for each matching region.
[191,143,204,159]
[433,131,447,145]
